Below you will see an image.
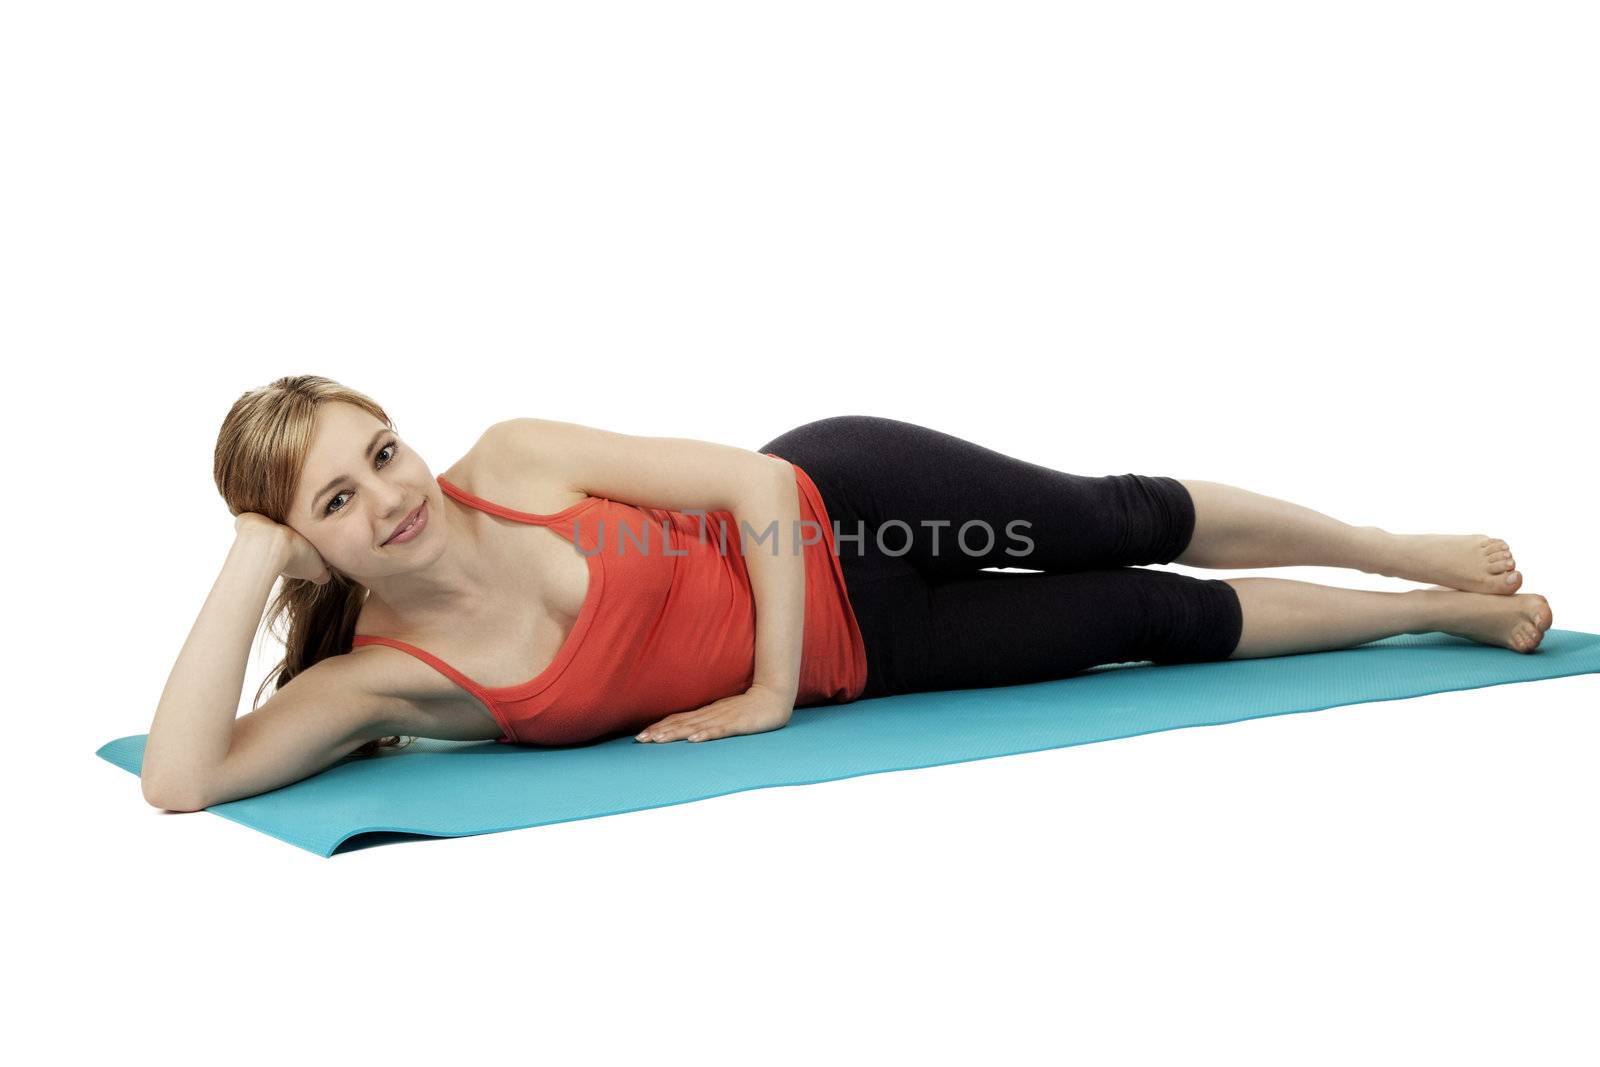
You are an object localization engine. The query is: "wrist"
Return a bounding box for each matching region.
[232,526,292,574]
[750,680,798,705]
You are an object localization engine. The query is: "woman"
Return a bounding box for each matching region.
[140,375,1553,811]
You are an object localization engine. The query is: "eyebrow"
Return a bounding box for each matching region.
[310,429,393,513]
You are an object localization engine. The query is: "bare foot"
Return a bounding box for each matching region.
[1384,532,1522,595]
[1426,589,1553,653]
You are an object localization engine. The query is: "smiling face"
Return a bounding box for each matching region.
[290,401,443,580]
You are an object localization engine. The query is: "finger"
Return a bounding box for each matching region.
[657,713,723,742]
[637,714,698,742]
[638,710,720,742]
[683,711,737,742]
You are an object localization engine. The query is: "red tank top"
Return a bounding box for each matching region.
[351,456,868,745]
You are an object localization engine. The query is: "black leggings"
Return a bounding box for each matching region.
[758,415,1244,700]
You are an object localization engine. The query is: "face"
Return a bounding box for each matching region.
[290,402,442,579]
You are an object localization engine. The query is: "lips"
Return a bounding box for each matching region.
[383,502,424,546]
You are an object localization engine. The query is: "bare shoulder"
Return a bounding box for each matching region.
[316,643,433,733]
[445,418,590,515]
[473,417,577,480]
[344,643,507,742]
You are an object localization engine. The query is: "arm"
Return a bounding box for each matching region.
[483,418,805,735]
[728,470,805,705]
[141,527,289,808]
[141,528,394,810]
[484,417,793,515]
[173,653,403,809]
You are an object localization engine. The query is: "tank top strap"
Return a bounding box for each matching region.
[436,473,599,527]
[350,634,515,743]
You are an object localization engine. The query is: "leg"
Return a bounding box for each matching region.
[846,565,1554,699]
[1223,577,1554,658]
[1175,479,1523,596]
[761,415,1195,577]
[849,566,1245,696]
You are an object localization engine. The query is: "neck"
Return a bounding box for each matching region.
[357,492,495,635]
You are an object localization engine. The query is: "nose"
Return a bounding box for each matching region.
[376,486,411,524]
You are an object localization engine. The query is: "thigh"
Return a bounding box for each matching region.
[761,414,1195,577]
[822,539,929,701]
[870,566,1243,696]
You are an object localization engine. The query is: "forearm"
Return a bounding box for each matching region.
[142,530,288,806]
[731,468,806,705]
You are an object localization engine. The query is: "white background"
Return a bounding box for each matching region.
[7,2,1596,1063]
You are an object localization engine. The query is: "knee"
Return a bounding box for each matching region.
[1140,575,1242,666]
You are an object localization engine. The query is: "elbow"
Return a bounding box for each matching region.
[142,775,209,813]
[728,456,797,513]
[751,454,795,500]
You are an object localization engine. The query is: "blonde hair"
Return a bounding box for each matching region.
[214,374,415,759]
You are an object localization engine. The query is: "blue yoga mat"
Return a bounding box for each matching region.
[97,629,1600,856]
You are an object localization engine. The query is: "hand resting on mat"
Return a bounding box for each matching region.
[635,683,795,743]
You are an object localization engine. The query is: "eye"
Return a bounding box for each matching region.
[325,441,399,515]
